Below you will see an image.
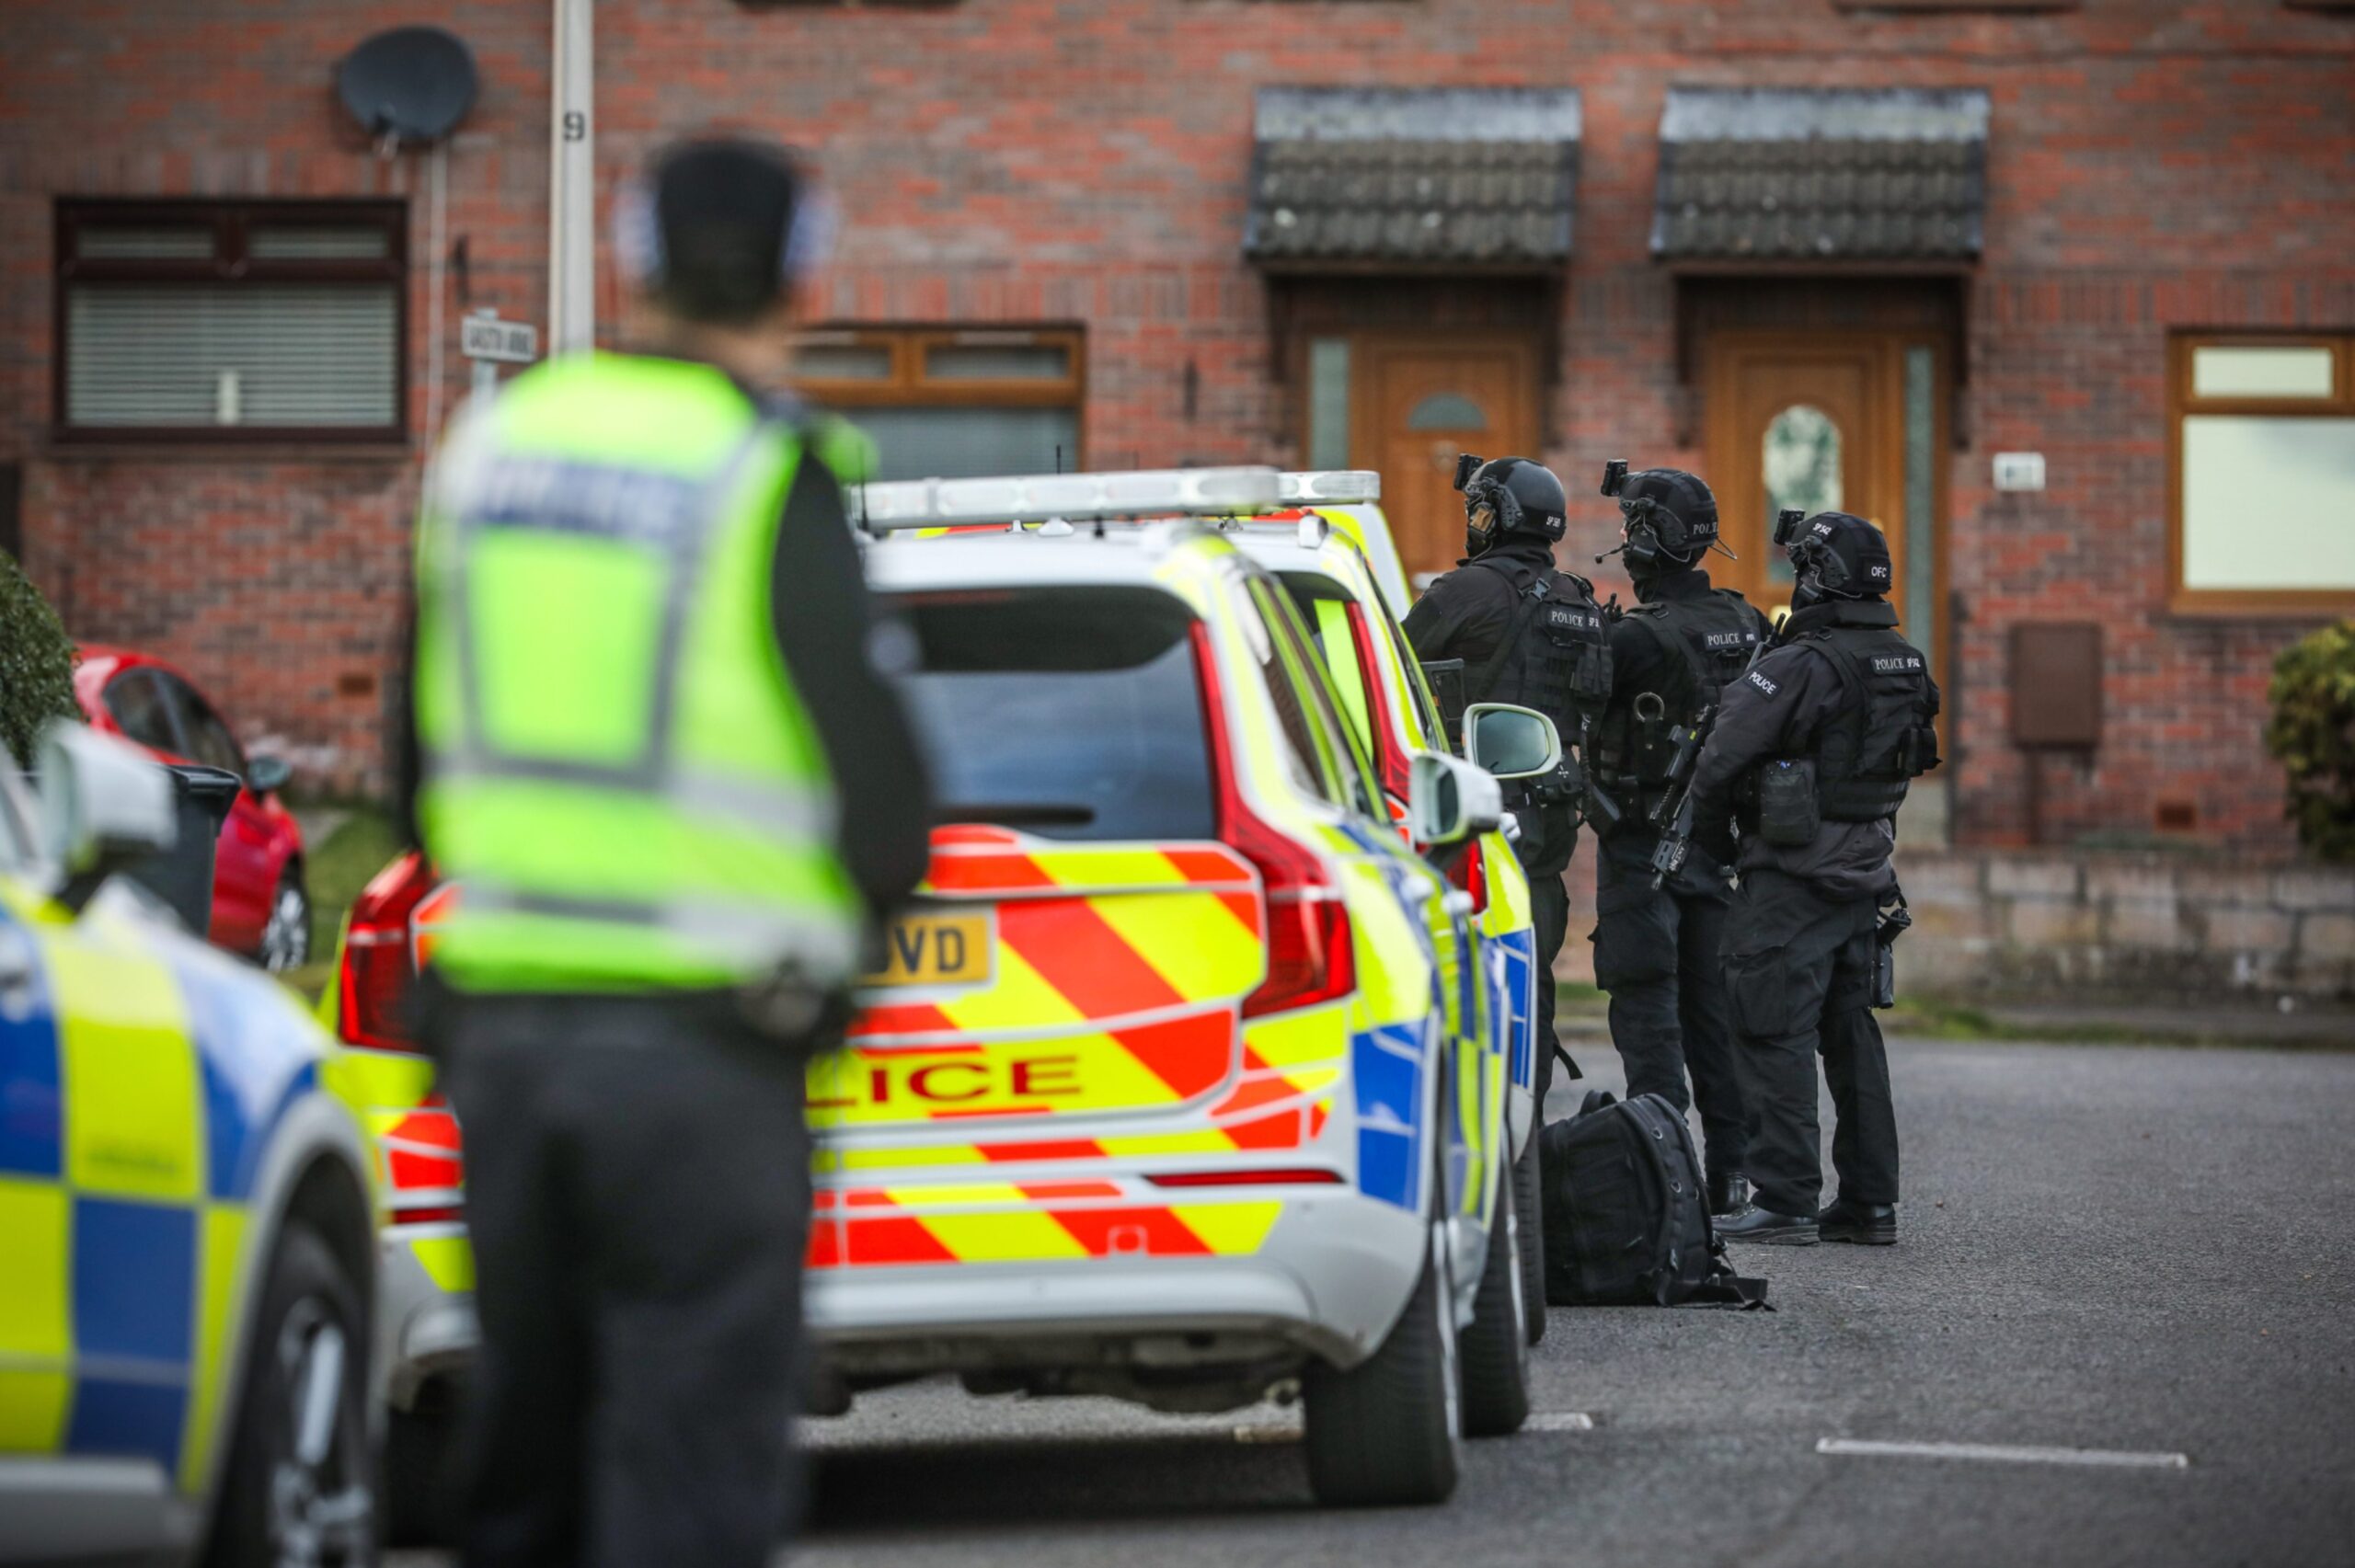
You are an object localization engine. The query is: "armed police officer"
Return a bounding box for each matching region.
[408,138,931,1565]
[1587,464,1768,1218]
[1403,456,1612,1113]
[1689,511,1940,1246]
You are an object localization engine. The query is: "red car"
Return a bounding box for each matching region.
[73,646,312,970]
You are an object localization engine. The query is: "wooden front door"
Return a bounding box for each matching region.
[1704,329,1941,635]
[1352,336,1541,586]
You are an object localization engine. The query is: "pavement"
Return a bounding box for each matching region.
[390,1036,2355,1566]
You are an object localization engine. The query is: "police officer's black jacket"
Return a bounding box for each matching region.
[1689,599,1941,903]
[1593,566,1771,837]
[1400,535,1560,669]
[1402,535,1607,877]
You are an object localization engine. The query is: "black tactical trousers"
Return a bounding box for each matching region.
[1589,831,1747,1181]
[431,990,814,1568]
[1527,864,1569,1117]
[1721,868,1900,1218]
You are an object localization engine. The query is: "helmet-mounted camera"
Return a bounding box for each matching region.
[1453,452,1484,494]
[1773,508,1808,549]
[1600,459,1629,498]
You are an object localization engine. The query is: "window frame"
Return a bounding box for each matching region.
[53,197,409,445]
[2166,330,2355,617]
[791,324,1086,464]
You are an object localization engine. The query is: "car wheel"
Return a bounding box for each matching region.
[1513,1131,1547,1345]
[1458,1161,1532,1436]
[259,869,311,974]
[206,1224,373,1567]
[1302,1206,1462,1506]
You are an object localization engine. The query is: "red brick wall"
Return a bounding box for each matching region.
[0,1,553,793]
[5,0,2351,841]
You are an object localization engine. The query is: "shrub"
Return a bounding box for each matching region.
[2264,620,2355,862]
[0,553,77,769]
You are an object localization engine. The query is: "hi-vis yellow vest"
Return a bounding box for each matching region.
[413,353,872,993]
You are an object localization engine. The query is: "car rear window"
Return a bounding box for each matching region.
[889,587,1218,842]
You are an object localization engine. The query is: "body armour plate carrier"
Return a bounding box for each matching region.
[1594,589,1763,813]
[1463,558,1613,727]
[1798,624,1941,822]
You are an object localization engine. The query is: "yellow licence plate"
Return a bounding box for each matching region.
[863,910,994,990]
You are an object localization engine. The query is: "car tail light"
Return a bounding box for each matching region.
[1189,623,1357,1019]
[338,851,434,1052]
[1448,840,1488,915]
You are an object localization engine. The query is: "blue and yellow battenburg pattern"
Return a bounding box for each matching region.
[0,888,316,1494]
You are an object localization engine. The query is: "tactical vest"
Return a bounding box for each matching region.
[1795,623,1941,821]
[413,352,869,994]
[1593,589,1764,808]
[1462,558,1613,729]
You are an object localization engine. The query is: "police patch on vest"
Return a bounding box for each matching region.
[1747,670,1780,697]
[1547,605,1601,632]
[1705,630,1754,650]
[1872,655,1923,672]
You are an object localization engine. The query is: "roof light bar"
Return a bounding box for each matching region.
[1281,470,1383,504]
[857,466,1285,531]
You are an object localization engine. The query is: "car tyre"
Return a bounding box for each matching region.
[259,867,312,974]
[206,1223,373,1567]
[1458,1161,1533,1436]
[1513,1130,1546,1345]
[1302,1213,1462,1506]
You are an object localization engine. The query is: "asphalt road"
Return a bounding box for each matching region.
[394,1037,2355,1567]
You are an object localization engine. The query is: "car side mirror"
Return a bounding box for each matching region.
[37,722,177,914]
[247,753,293,794]
[1407,750,1502,848]
[1464,703,1562,781]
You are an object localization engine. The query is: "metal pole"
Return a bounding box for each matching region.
[548,0,595,354]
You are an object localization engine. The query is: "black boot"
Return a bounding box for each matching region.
[1715,1204,1818,1245]
[1707,1170,1751,1219]
[1818,1199,1897,1245]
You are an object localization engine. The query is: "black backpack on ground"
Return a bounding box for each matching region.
[1538,1091,1768,1309]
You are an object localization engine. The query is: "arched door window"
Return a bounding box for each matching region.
[1762,404,1844,583]
[1407,392,1488,430]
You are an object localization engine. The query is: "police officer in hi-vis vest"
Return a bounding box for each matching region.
[1688,510,1940,1247]
[408,139,930,1566]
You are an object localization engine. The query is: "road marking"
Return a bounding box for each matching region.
[1816,1438,2188,1470]
[1526,1412,1595,1432]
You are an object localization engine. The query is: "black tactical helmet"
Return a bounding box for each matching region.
[1456,455,1568,544]
[1609,466,1719,565]
[1785,510,1893,600]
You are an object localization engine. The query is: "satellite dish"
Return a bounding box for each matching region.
[338,27,478,145]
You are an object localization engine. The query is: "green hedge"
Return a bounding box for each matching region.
[2264,620,2355,862]
[0,554,77,768]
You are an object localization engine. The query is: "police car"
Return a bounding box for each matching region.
[0,725,378,1566]
[1222,475,1552,1342]
[834,465,1552,1503]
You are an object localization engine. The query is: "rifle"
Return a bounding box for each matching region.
[1647,701,1717,889]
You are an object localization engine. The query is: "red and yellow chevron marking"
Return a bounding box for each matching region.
[806,1187,1281,1270]
[818,831,1269,1129]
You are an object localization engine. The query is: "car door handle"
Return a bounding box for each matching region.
[1442,890,1476,920]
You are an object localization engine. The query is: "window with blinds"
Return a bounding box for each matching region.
[56,200,406,440]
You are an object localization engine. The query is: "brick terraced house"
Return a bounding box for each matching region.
[2,0,2351,868]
